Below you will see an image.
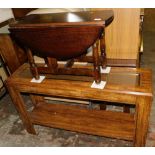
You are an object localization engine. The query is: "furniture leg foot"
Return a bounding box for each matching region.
[6,85,36,135]
[134,96,152,146]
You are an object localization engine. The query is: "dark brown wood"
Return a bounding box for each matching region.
[0,19,10,28]
[10,25,104,60]
[100,103,107,110]
[12,41,27,65]
[93,41,101,83]
[64,59,75,68]
[9,11,114,60]
[123,105,130,113]
[47,57,58,73]
[10,10,114,27]
[26,48,39,79]
[6,64,153,146]
[12,8,37,19]
[100,31,107,69]
[9,10,113,83]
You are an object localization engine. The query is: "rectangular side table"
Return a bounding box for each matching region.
[6,63,153,146]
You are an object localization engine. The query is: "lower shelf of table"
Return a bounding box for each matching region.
[29,102,135,141]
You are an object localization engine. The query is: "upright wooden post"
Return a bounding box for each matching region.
[100,31,107,69]
[26,48,39,80]
[134,96,152,146]
[7,86,36,134]
[93,40,101,84]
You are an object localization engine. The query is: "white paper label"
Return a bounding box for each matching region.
[94,18,102,21]
[30,76,45,83]
[100,66,111,74]
[91,81,106,89]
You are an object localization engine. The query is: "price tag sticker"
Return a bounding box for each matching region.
[94,18,102,21]
[30,76,45,83]
[100,67,111,74]
[91,81,106,89]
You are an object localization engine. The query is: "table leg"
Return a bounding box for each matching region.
[93,41,101,84]
[134,96,152,146]
[100,31,107,69]
[7,86,36,134]
[27,48,39,80]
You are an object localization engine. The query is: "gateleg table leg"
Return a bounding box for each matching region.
[93,40,101,84]
[134,96,152,146]
[7,86,36,134]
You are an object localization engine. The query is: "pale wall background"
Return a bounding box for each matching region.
[0,8,14,23]
[0,9,14,86]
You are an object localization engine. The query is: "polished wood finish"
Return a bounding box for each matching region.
[8,86,36,134]
[11,8,142,67]
[100,31,106,68]
[6,63,153,146]
[134,96,152,146]
[9,10,114,83]
[9,10,113,60]
[10,10,114,27]
[92,40,101,83]
[11,26,104,60]
[12,8,36,19]
[31,102,134,140]
[27,48,39,79]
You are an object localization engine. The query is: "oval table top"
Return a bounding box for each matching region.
[9,10,114,27]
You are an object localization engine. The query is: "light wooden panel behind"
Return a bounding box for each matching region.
[0,34,27,73]
[92,8,141,59]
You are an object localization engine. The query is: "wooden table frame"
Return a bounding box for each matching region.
[9,10,114,84]
[6,63,153,147]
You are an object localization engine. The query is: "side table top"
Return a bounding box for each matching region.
[7,63,153,104]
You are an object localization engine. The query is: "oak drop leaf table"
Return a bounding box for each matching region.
[6,63,153,147]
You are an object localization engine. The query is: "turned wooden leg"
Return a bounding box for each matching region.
[7,86,36,134]
[93,41,101,84]
[26,48,39,80]
[100,31,107,69]
[134,96,152,146]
